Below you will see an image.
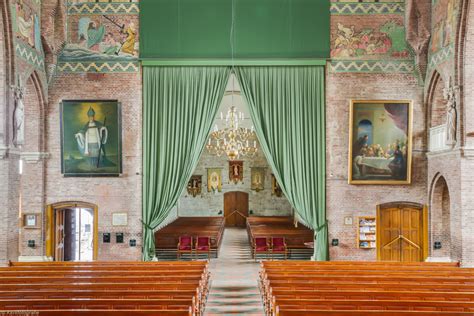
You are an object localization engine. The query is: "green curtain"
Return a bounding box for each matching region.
[235,66,328,261]
[142,66,230,261]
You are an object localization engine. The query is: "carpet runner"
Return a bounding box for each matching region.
[205,227,265,315]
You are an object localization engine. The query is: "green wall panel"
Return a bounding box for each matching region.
[140,0,330,61]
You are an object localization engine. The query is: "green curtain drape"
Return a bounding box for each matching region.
[142,66,230,261]
[235,66,328,261]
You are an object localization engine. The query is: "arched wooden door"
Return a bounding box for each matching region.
[224,192,249,227]
[377,202,428,262]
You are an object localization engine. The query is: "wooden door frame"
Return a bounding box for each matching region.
[223,191,249,227]
[376,202,428,261]
[46,201,98,261]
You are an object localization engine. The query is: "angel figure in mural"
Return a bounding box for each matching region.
[120,22,136,56]
[16,0,35,47]
[444,79,458,147]
[75,107,108,168]
[11,80,25,147]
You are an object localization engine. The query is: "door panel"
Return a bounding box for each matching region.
[224,191,249,227]
[377,203,427,262]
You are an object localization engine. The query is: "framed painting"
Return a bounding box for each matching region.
[251,167,265,192]
[60,100,122,177]
[271,174,283,197]
[187,175,202,197]
[229,160,243,184]
[348,100,413,184]
[207,168,222,192]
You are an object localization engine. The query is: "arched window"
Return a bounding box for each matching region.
[358,119,373,145]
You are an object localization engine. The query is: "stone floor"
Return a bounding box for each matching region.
[205,227,265,316]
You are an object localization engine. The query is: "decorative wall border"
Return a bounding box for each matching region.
[428,45,455,70]
[330,2,404,15]
[329,60,415,73]
[67,2,139,15]
[15,41,45,70]
[57,61,140,73]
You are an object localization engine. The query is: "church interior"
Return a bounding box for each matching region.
[1,0,474,314]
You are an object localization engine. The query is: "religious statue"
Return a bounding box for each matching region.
[75,106,108,167]
[12,79,25,147]
[443,79,458,147]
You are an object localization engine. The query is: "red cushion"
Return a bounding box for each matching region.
[273,245,286,252]
[197,245,210,251]
[272,237,285,247]
[197,237,210,247]
[255,237,267,247]
[179,236,192,246]
[179,245,192,251]
[256,245,268,251]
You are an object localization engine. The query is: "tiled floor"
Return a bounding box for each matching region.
[205,228,265,316]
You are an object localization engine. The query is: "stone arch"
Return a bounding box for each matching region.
[429,173,452,261]
[426,71,446,129]
[22,71,46,152]
[0,0,15,147]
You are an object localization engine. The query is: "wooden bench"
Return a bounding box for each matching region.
[260,261,474,316]
[154,217,225,258]
[1,261,210,316]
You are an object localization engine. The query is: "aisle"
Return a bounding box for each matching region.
[205,228,264,315]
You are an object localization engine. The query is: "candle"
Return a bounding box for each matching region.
[220,112,223,120]
[251,126,254,133]
[246,140,249,147]
[208,138,211,145]
[254,140,256,147]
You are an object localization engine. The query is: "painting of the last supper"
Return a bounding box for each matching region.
[349,100,413,185]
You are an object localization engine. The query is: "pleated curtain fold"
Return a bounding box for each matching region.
[235,66,328,260]
[142,66,231,261]
[141,65,327,261]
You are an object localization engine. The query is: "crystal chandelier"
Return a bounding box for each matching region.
[206,105,258,160]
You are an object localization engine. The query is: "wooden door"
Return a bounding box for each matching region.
[224,192,249,227]
[54,209,66,261]
[377,202,428,262]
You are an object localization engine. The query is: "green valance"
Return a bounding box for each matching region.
[140,0,330,64]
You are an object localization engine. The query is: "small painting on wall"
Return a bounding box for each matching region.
[271,174,283,197]
[187,175,202,197]
[348,100,413,184]
[251,167,265,192]
[229,161,243,184]
[207,168,222,192]
[60,100,122,177]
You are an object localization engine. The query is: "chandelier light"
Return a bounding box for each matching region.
[206,105,258,160]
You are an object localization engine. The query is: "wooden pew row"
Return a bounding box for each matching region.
[270,289,474,301]
[2,310,193,316]
[154,217,225,254]
[9,261,209,267]
[0,289,198,300]
[246,217,314,252]
[260,261,473,316]
[261,261,460,267]
[261,274,474,285]
[0,298,194,310]
[273,299,474,312]
[275,309,474,316]
[2,261,210,316]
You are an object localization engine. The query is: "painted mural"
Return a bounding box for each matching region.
[13,0,42,53]
[61,15,138,62]
[331,20,410,60]
[431,0,458,53]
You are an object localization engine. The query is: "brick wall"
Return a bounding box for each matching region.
[326,72,426,261]
[44,71,143,261]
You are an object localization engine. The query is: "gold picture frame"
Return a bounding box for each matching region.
[251,167,265,192]
[348,100,413,185]
[187,175,202,197]
[207,168,222,192]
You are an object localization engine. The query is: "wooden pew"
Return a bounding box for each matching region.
[275,309,474,316]
[260,261,474,316]
[2,261,210,316]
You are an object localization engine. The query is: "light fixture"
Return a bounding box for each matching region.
[206,104,258,160]
[331,239,339,246]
